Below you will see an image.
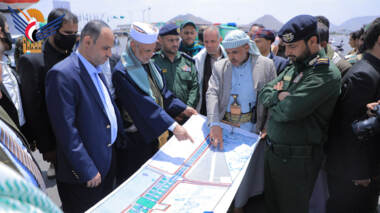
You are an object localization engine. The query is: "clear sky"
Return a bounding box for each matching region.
[30,0,380,26]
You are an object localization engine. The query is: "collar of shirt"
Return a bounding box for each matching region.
[76,51,118,144]
[209,54,223,66]
[76,51,103,75]
[232,55,252,70]
[364,52,380,71]
[0,55,8,64]
[160,50,181,62]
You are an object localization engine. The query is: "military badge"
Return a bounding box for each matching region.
[182,65,191,72]
[284,75,292,81]
[282,33,294,43]
[162,68,167,73]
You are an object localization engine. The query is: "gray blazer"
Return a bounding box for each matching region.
[206,54,277,133]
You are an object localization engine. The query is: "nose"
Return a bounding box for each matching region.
[106,48,112,58]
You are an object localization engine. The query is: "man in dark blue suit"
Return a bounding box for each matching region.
[113,22,197,184]
[45,20,126,212]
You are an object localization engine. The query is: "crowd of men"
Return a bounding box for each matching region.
[0,7,379,213]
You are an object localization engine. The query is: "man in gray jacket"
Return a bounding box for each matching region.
[193,26,227,115]
[194,26,227,115]
[206,29,276,212]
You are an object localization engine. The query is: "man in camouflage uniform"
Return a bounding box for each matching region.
[152,23,199,110]
[258,15,341,213]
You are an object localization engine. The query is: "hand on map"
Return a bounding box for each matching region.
[210,125,223,150]
[87,172,101,188]
[173,125,194,143]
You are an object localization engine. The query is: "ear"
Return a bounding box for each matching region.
[306,36,317,48]
[82,35,93,48]
[244,43,250,51]
[130,40,137,49]
[158,36,163,44]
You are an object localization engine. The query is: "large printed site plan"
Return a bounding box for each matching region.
[88,115,260,213]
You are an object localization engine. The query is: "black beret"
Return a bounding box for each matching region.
[159,23,179,36]
[278,15,318,43]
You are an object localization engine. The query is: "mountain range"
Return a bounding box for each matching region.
[168,13,212,25]
[331,16,378,32]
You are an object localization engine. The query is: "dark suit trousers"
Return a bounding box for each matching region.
[116,131,157,186]
[57,147,116,213]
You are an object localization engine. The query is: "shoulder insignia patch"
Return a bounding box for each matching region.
[180,51,195,63]
[314,57,330,66]
[152,52,162,59]
[308,55,320,66]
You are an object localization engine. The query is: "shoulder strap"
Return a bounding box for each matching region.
[180,51,195,63]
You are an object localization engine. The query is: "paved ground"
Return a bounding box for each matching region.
[32,150,61,208]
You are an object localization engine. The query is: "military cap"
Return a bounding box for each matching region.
[278,15,318,43]
[180,20,197,30]
[252,29,276,42]
[159,23,179,36]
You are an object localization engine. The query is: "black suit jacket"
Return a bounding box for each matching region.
[326,53,380,179]
[18,41,69,153]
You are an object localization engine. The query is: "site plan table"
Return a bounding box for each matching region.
[88,115,260,213]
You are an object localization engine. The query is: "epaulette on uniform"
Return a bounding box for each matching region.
[179,51,195,63]
[314,57,330,66]
[153,51,164,59]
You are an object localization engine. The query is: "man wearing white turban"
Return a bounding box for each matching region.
[112,22,197,184]
[206,29,277,212]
